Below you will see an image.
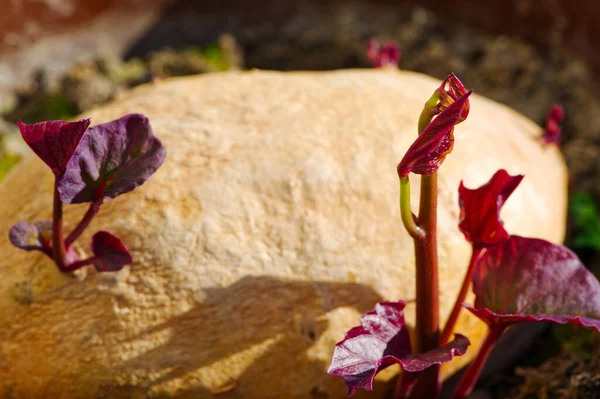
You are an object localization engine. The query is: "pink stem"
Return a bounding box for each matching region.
[52,178,68,270]
[440,247,483,344]
[450,326,504,399]
[65,200,102,246]
[393,372,417,399]
[408,173,441,398]
[65,256,97,271]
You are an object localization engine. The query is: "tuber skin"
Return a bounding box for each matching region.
[328,71,600,399]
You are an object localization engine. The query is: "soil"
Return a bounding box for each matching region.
[2,3,600,398]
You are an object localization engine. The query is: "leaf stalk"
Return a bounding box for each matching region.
[440,247,483,344]
[407,173,441,398]
[52,178,68,270]
[451,326,503,399]
[65,200,102,246]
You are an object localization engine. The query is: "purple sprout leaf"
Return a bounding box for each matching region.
[366,38,401,68]
[459,169,524,248]
[397,90,472,177]
[398,335,470,372]
[10,221,80,265]
[542,104,564,144]
[465,235,600,331]
[328,302,411,395]
[9,221,53,254]
[58,114,166,204]
[327,301,470,396]
[17,119,91,175]
[91,231,133,272]
[418,73,470,133]
[435,73,470,124]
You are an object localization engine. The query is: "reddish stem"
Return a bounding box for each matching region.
[440,247,483,344]
[394,372,417,399]
[65,256,97,271]
[408,173,441,398]
[65,200,102,246]
[52,178,68,270]
[451,326,504,399]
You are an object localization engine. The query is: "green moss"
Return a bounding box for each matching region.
[101,57,147,85]
[8,93,78,124]
[185,45,230,71]
[553,323,600,360]
[569,191,600,250]
[0,152,21,182]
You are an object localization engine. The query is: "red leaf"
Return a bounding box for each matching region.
[91,231,133,272]
[542,104,564,144]
[397,91,472,177]
[18,118,90,175]
[366,39,401,68]
[9,221,80,266]
[327,301,470,396]
[465,236,600,331]
[398,335,470,372]
[58,114,166,204]
[436,73,470,123]
[458,170,523,248]
[9,221,53,254]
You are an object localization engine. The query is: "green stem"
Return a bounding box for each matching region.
[418,93,440,134]
[451,327,504,399]
[440,247,483,344]
[399,177,424,240]
[52,178,68,270]
[408,173,441,398]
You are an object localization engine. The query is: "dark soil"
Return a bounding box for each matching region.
[505,324,600,399]
[2,3,600,398]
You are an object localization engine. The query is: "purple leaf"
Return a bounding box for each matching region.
[465,235,600,331]
[18,119,91,175]
[398,335,470,372]
[458,169,523,248]
[91,231,133,272]
[542,104,564,144]
[397,91,472,177]
[327,301,470,396]
[435,74,470,124]
[58,114,166,204]
[9,221,53,254]
[328,302,411,395]
[366,38,401,68]
[9,221,79,265]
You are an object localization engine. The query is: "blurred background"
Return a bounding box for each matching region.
[2,1,600,397]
